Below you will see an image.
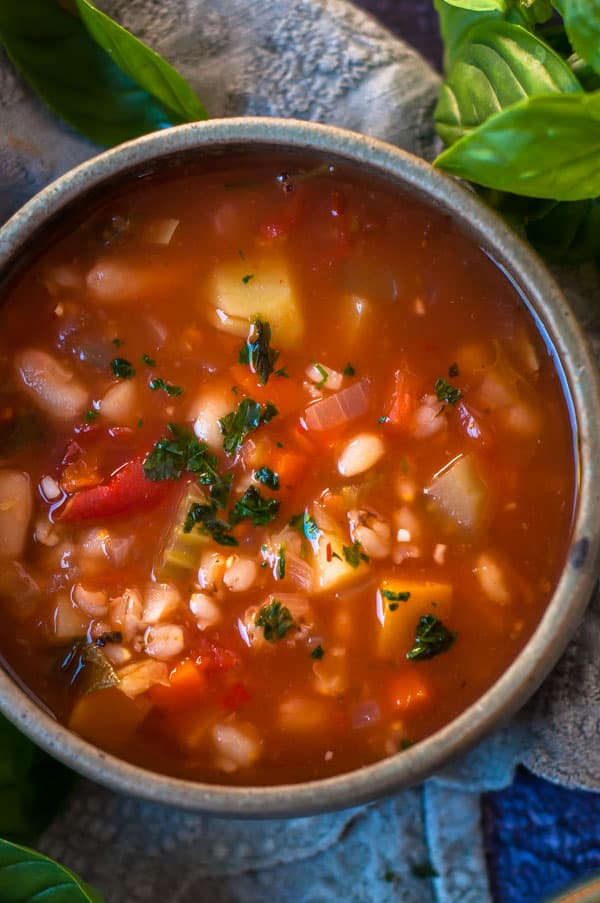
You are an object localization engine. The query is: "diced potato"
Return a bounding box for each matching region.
[208,255,304,348]
[52,594,90,640]
[425,453,487,531]
[0,470,32,559]
[68,686,152,751]
[312,525,369,593]
[313,646,348,696]
[278,696,333,733]
[376,579,453,658]
[0,560,40,619]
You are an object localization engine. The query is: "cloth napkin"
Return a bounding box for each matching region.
[1,2,600,901]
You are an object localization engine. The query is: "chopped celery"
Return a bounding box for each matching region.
[155,483,210,581]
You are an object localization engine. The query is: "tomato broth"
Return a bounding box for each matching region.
[0,159,575,785]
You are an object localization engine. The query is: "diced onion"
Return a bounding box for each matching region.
[117,659,169,698]
[285,551,313,592]
[305,362,344,392]
[143,217,180,246]
[351,699,381,730]
[304,379,370,432]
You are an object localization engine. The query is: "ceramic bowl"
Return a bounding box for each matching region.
[1,118,599,817]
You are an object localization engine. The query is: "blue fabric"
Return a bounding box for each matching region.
[483,768,600,903]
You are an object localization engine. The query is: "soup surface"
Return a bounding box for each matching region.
[0,158,575,785]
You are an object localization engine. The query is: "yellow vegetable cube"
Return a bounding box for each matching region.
[376,579,453,658]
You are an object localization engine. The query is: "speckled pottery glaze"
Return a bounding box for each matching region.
[0,118,599,818]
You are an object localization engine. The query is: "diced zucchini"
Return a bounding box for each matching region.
[154,483,210,581]
[376,579,453,658]
[208,254,304,348]
[425,453,487,531]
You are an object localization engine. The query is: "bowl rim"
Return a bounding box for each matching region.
[1,116,599,817]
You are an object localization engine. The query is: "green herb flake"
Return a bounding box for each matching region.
[112,337,124,347]
[276,543,286,580]
[331,550,342,560]
[240,318,280,385]
[276,440,284,448]
[219,398,267,456]
[241,273,254,284]
[238,249,246,260]
[229,486,280,526]
[406,615,457,661]
[262,401,278,423]
[274,366,289,378]
[448,362,459,378]
[343,362,355,376]
[141,353,157,366]
[254,466,280,490]
[84,409,98,422]
[137,418,144,428]
[183,502,238,546]
[111,357,136,379]
[382,589,411,603]
[313,361,329,389]
[311,644,325,660]
[342,541,369,568]
[255,599,295,642]
[143,424,230,507]
[434,377,462,406]
[389,602,399,611]
[149,377,184,396]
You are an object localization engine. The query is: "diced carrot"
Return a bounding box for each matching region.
[148,660,208,712]
[386,368,417,428]
[389,672,431,714]
[230,364,306,417]
[272,449,308,490]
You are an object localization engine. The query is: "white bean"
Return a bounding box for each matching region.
[39,475,62,501]
[72,584,108,618]
[143,582,181,624]
[109,588,144,641]
[15,349,88,421]
[197,551,227,592]
[189,388,232,451]
[117,660,169,698]
[337,433,385,478]
[412,395,446,439]
[189,593,222,630]
[348,508,391,559]
[223,555,258,592]
[99,380,140,426]
[0,470,32,559]
[474,552,511,605]
[212,721,260,771]
[144,623,185,659]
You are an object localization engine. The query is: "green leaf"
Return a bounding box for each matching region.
[0,716,72,846]
[74,0,207,122]
[436,21,582,146]
[562,0,600,76]
[0,838,105,902]
[435,90,600,200]
[0,1,185,147]
[443,0,509,11]
[525,197,600,261]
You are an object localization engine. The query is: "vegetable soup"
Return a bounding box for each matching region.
[0,159,575,785]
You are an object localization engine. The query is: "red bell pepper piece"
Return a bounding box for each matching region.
[57,458,170,522]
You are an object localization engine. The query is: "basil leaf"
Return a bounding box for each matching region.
[436,21,582,146]
[562,0,600,77]
[526,197,600,261]
[0,715,72,846]
[75,0,207,122]
[443,0,509,11]
[0,838,105,902]
[435,91,600,200]
[0,1,178,146]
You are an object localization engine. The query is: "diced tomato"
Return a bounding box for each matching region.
[386,368,417,428]
[193,642,239,673]
[221,681,250,712]
[149,660,208,712]
[259,187,303,240]
[230,363,306,418]
[57,458,171,522]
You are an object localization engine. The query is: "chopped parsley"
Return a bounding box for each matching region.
[313,362,328,389]
[183,502,237,546]
[241,273,254,284]
[137,418,144,428]
[255,599,295,642]
[406,615,457,661]
[342,541,369,568]
[229,486,280,526]
[112,337,124,347]
[141,353,157,366]
[382,589,411,603]
[276,543,286,580]
[274,367,289,378]
[240,318,279,385]
[149,377,184,397]
[389,603,399,611]
[254,466,280,490]
[219,397,278,456]
[84,409,98,422]
[111,358,136,380]
[343,363,355,376]
[289,510,319,542]
[311,644,325,660]
[434,377,462,406]
[448,362,460,378]
[143,423,231,507]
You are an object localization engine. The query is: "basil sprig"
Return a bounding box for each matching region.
[0,838,105,902]
[0,0,207,147]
